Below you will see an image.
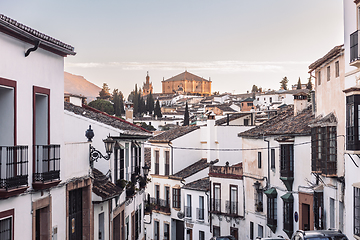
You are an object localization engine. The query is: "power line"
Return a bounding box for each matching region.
[144,135,344,152]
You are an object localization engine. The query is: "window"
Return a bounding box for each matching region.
[244,119,249,126]
[266,189,277,233]
[250,222,254,240]
[255,189,263,212]
[258,225,263,238]
[185,194,192,218]
[165,186,170,207]
[335,61,340,78]
[327,66,331,81]
[318,70,321,85]
[311,126,337,175]
[154,221,159,240]
[164,223,169,240]
[355,187,360,236]
[173,188,181,208]
[198,196,204,220]
[0,209,13,240]
[347,95,360,150]
[228,185,238,215]
[270,97,272,103]
[213,183,221,212]
[271,149,275,169]
[280,144,294,178]
[314,191,325,230]
[165,151,170,176]
[247,102,253,107]
[199,231,205,240]
[282,194,294,237]
[258,152,262,168]
[213,226,220,237]
[134,209,139,240]
[155,150,159,175]
[114,146,125,181]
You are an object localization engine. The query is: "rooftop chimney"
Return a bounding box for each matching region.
[293,92,308,116]
[125,101,134,123]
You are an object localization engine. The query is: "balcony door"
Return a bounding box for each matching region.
[0,79,15,146]
[69,188,83,240]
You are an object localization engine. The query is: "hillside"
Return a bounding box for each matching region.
[64,72,101,102]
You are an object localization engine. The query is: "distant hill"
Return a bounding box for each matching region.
[64,72,101,102]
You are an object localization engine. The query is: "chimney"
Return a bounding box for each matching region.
[293,92,308,116]
[125,101,134,123]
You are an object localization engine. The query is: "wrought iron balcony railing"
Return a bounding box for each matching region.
[0,146,28,189]
[185,206,192,218]
[150,197,170,213]
[34,145,60,182]
[196,208,204,220]
[351,30,360,63]
[225,200,238,215]
[155,163,159,175]
[211,199,221,213]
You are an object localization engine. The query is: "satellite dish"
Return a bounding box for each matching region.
[177,211,184,219]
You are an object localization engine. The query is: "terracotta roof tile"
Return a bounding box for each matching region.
[64,102,152,136]
[309,45,344,70]
[92,168,122,200]
[183,177,209,191]
[149,125,200,143]
[173,158,210,179]
[0,14,75,55]
[238,106,314,137]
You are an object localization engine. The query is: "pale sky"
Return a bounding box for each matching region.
[1,1,343,97]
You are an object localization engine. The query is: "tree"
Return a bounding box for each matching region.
[297,77,302,89]
[280,76,289,90]
[183,102,189,126]
[251,85,259,93]
[146,93,154,115]
[99,83,111,99]
[112,89,124,117]
[88,99,114,115]
[133,84,139,116]
[306,76,313,90]
[154,100,162,118]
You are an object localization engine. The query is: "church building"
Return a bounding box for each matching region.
[162,71,212,96]
[142,71,153,95]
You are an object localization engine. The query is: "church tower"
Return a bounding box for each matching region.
[142,71,153,95]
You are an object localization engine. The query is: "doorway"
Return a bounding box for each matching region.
[302,203,310,230]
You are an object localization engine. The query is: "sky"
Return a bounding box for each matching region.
[1,1,343,98]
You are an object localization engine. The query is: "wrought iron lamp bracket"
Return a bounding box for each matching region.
[90,145,111,166]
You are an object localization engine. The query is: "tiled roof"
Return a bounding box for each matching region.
[173,158,210,179]
[163,71,211,82]
[183,177,209,191]
[215,113,251,126]
[144,148,151,167]
[309,112,337,128]
[309,45,344,70]
[0,14,75,56]
[238,106,314,137]
[64,102,152,136]
[240,97,254,102]
[276,89,310,95]
[92,168,122,200]
[149,125,200,143]
[215,104,236,112]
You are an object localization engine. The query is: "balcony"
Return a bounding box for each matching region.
[211,199,221,213]
[225,200,238,216]
[32,145,61,190]
[351,30,360,67]
[0,146,28,198]
[185,206,192,218]
[196,208,204,220]
[150,197,170,213]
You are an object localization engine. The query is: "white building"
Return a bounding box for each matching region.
[239,97,314,239]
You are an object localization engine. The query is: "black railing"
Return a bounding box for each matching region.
[212,199,221,213]
[185,206,192,218]
[196,208,204,220]
[267,218,277,227]
[150,197,170,213]
[351,30,359,63]
[225,200,238,215]
[0,146,28,189]
[34,145,60,182]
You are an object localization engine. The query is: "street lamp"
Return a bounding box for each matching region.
[142,164,150,177]
[86,125,115,167]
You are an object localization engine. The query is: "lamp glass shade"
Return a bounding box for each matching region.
[103,137,115,154]
[142,164,150,176]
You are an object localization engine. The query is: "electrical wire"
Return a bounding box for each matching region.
[144,135,344,152]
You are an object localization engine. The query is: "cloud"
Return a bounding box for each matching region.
[65,60,311,73]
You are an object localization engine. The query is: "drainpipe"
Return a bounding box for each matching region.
[263,138,270,188]
[168,142,174,175]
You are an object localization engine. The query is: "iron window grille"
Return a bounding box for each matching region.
[355,187,360,237]
[185,206,192,218]
[196,208,204,220]
[280,144,294,178]
[225,200,238,215]
[155,150,159,175]
[0,217,11,240]
[351,30,359,63]
[172,188,181,208]
[347,95,360,150]
[165,151,170,176]
[283,201,293,234]
[314,191,325,230]
[267,197,277,230]
[311,126,337,175]
[0,146,28,189]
